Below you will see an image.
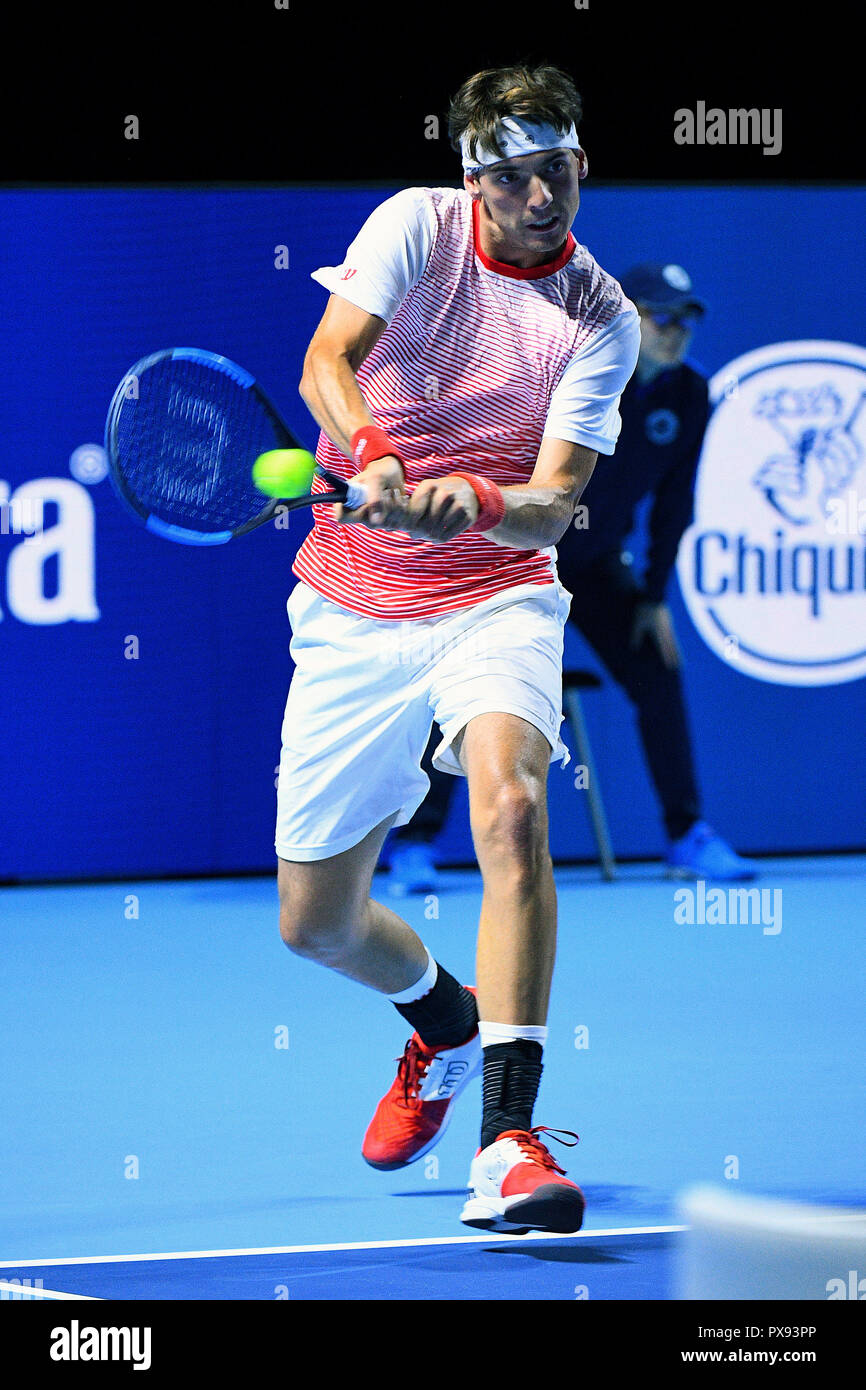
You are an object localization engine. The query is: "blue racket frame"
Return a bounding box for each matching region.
[105,347,356,544]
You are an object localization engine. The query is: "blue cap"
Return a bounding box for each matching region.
[619,262,706,315]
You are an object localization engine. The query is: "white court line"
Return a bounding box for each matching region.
[0,1224,687,1269]
[0,1280,101,1301]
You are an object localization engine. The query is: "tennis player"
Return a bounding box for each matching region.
[275,63,640,1233]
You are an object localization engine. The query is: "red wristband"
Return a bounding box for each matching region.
[450,472,506,532]
[350,425,405,478]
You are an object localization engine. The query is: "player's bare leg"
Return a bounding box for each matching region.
[456,712,557,1026]
[456,711,585,1233]
[279,815,481,1170]
[278,815,429,994]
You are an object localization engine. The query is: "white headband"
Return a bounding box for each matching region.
[461,117,584,173]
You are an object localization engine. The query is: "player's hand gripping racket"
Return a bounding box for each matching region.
[105,347,368,544]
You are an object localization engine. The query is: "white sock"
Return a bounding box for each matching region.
[386,947,438,1004]
[479,1021,549,1048]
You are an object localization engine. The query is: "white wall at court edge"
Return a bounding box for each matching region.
[675,1185,866,1300]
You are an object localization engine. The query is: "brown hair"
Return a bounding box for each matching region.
[447,63,583,166]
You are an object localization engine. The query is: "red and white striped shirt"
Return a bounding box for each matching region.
[293,186,639,619]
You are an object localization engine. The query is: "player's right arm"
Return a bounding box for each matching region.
[299,295,405,524]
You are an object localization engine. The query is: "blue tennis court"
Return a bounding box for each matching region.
[2,855,863,1301]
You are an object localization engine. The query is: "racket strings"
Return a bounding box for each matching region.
[112,358,288,532]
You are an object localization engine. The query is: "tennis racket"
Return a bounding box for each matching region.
[105,347,368,545]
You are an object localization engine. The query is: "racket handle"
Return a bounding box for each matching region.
[343,478,368,510]
[315,464,368,511]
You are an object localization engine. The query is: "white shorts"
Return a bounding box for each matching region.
[274,578,573,861]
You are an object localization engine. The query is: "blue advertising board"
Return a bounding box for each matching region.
[1,186,864,881]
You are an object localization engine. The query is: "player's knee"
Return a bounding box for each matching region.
[279,902,355,960]
[277,881,358,960]
[474,777,548,880]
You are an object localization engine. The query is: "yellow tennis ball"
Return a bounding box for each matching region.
[252,448,316,498]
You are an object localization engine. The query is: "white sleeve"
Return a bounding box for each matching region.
[310,187,437,326]
[543,308,641,455]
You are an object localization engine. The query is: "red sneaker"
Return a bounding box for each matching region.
[460,1127,586,1234]
[362,1021,481,1171]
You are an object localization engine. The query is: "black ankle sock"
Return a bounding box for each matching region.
[480,1040,544,1150]
[393,964,478,1050]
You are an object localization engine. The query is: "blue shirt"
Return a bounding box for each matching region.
[556,361,711,602]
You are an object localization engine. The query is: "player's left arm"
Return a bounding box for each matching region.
[483,306,640,547]
[482,438,598,548]
[392,306,640,543]
[392,439,596,545]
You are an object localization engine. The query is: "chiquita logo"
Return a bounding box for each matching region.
[677,340,866,686]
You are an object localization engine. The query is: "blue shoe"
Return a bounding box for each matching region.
[666,820,758,881]
[388,842,440,896]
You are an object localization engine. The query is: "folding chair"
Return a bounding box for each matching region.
[562,669,616,880]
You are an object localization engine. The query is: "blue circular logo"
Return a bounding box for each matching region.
[645,408,680,445]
